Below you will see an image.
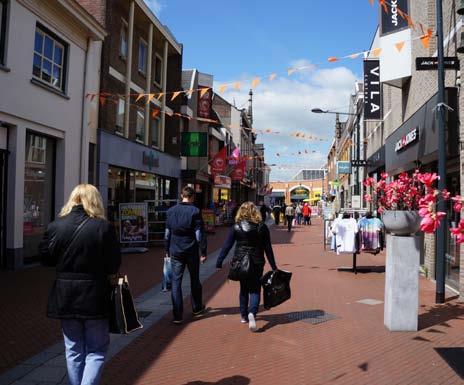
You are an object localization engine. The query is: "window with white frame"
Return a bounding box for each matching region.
[0,0,8,65]
[138,39,147,75]
[136,107,145,142]
[120,21,128,59]
[151,116,159,148]
[27,134,47,164]
[154,54,163,86]
[115,97,125,134]
[33,25,67,91]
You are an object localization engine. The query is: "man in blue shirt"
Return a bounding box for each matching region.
[165,186,207,324]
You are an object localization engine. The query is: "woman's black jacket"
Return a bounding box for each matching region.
[216,221,277,270]
[40,205,121,319]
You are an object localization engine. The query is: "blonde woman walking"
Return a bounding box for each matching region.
[40,184,121,385]
[216,202,277,332]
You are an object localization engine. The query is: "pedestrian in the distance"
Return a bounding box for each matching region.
[216,202,278,332]
[303,203,312,225]
[296,202,303,225]
[165,186,208,324]
[272,204,281,225]
[282,203,287,226]
[285,203,296,232]
[40,184,121,385]
[260,202,269,222]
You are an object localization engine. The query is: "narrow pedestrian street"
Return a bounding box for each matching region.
[98,219,464,385]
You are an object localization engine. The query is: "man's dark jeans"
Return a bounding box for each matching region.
[239,265,264,319]
[171,253,203,320]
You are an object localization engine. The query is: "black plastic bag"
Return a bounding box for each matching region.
[228,253,254,281]
[261,270,292,310]
[109,276,143,334]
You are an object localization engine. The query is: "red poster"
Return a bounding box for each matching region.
[231,158,247,181]
[198,87,212,119]
[211,147,227,175]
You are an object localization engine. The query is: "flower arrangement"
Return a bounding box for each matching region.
[363,170,464,242]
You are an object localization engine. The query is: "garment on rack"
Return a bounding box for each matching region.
[358,217,383,253]
[333,218,358,255]
[330,216,342,252]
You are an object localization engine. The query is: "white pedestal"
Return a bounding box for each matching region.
[384,234,420,332]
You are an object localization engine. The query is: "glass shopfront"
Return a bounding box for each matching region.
[23,132,55,262]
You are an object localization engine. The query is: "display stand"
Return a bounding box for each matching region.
[337,253,372,274]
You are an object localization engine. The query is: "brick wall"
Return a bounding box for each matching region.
[76,0,106,27]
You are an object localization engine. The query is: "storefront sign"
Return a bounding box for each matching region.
[214,175,232,189]
[416,57,460,71]
[352,195,361,209]
[202,209,216,233]
[337,161,351,175]
[198,87,212,119]
[181,132,208,157]
[119,203,148,243]
[231,158,247,181]
[364,60,381,120]
[395,127,418,152]
[380,0,408,35]
[351,160,369,167]
[211,147,227,175]
[142,151,159,170]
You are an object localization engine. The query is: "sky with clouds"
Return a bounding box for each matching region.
[144,0,379,181]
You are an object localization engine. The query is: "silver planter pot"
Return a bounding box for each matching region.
[382,210,421,236]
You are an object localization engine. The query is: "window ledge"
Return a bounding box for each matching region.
[0,64,10,73]
[115,130,124,136]
[135,139,145,144]
[30,78,69,99]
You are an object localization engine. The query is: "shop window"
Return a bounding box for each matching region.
[154,54,162,86]
[33,24,67,92]
[0,0,7,66]
[138,39,147,75]
[136,107,145,142]
[151,116,159,148]
[115,97,125,134]
[120,21,128,59]
[23,133,55,262]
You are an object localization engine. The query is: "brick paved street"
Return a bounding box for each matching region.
[0,227,229,375]
[101,219,464,385]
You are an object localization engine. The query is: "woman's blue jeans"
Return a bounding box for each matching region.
[61,319,110,385]
[239,265,264,319]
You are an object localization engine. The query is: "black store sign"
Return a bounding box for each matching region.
[381,0,408,35]
[364,60,381,120]
[416,57,460,71]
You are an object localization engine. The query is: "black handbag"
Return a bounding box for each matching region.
[109,275,143,334]
[228,251,254,281]
[261,270,292,310]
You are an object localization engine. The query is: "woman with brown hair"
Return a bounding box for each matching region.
[40,184,121,385]
[216,202,277,332]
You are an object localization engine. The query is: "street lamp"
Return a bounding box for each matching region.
[311,107,362,197]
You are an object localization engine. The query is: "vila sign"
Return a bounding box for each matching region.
[381,0,408,35]
[395,128,418,152]
[364,60,381,120]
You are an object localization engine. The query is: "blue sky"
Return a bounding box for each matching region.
[145,0,380,181]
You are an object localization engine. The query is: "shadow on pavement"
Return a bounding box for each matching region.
[181,375,251,385]
[418,302,464,330]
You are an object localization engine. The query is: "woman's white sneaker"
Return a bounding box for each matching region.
[248,313,257,332]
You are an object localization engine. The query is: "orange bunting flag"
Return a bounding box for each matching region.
[427,28,434,38]
[269,73,277,81]
[233,82,241,90]
[156,93,164,100]
[395,41,405,52]
[251,77,261,89]
[199,87,210,98]
[371,48,382,57]
[328,57,339,63]
[420,34,430,49]
[135,94,145,103]
[171,91,182,101]
[151,109,160,118]
[405,15,414,29]
[186,89,194,97]
[146,94,155,104]
[218,84,228,94]
[287,68,297,76]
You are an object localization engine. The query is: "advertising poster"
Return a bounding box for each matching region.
[201,209,216,233]
[181,132,208,157]
[198,87,212,119]
[363,60,381,120]
[119,203,148,243]
[380,0,408,36]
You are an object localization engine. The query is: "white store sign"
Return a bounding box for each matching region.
[395,128,418,152]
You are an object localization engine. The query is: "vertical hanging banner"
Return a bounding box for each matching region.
[380,0,409,35]
[231,158,247,181]
[229,147,240,165]
[364,60,381,120]
[198,87,212,119]
[211,147,227,176]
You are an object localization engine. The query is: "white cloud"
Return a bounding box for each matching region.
[216,63,359,181]
[144,0,163,15]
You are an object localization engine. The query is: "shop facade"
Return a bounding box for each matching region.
[97,130,180,243]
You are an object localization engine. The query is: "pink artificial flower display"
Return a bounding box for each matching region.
[450,219,464,244]
[417,173,439,187]
[441,189,451,200]
[452,195,463,213]
[364,194,372,202]
[420,212,446,233]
